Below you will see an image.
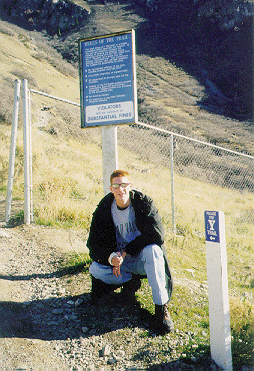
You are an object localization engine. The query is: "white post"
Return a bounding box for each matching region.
[28,88,33,222]
[5,79,21,223]
[170,134,176,234]
[204,211,232,371]
[23,79,31,224]
[102,125,118,195]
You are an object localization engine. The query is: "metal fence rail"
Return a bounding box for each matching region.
[117,122,254,241]
[5,82,253,301]
[23,88,253,248]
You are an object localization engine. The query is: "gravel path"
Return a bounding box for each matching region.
[0,222,225,371]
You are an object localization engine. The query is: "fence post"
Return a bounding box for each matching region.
[28,88,33,222]
[170,134,176,234]
[5,79,21,223]
[22,79,31,224]
[102,125,118,195]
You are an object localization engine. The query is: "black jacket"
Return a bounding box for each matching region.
[87,189,173,299]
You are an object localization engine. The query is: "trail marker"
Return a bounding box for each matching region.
[204,211,232,371]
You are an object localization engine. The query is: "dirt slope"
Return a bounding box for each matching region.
[0,199,89,370]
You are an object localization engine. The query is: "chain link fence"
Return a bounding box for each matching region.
[24,89,254,252]
[3,83,252,297]
[120,123,254,251]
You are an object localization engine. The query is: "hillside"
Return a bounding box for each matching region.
[0,1,254,156]
[134,0,254,120]
[0,0,253,122]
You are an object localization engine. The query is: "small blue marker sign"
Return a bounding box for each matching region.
[205,211,220,243]
[204,211,232,370]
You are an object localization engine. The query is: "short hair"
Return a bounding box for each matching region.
[110,170,129,184]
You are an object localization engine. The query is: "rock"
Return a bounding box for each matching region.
[186,268,195,277]
[57,287,66,295]
[195,0,254,31]
[75,298,83,306]
[101,344,111,357]
[67,300,75,305]
[0,0,89,35]
[108,357,116,364]
[241,367,253,371]
[113,349,125,361]
[52,308,64,314]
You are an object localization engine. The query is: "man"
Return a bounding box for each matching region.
[87,170,174,333]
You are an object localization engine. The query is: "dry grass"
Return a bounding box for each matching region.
[0,21,80,101]
[230,297,254,367]
[30,129,103,228]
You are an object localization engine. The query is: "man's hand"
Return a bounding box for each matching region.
[112,252,125,277]
[113,265,122,277]
[111,254,123,267]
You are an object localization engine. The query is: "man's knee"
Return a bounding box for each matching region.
[142,244,163,261]
[89,261,108,280]
[89,261,97,277]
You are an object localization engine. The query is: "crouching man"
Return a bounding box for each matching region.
[87,170,174,333]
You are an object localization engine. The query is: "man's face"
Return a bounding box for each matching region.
[110,176,133,207]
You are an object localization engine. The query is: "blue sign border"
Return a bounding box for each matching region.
[79,30,138,128]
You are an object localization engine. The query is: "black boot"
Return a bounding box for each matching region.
[90,276,121,305]
[154,303,174,333]
[121,275,142,304]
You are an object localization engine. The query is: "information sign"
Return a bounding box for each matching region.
[205,211,220,243]
[79,30,138,128]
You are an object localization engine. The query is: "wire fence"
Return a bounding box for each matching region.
[3,81,253,301]
[1,79,249,261]
[23,88,254,251]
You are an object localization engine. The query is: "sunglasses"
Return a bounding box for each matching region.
[111,182,130,189]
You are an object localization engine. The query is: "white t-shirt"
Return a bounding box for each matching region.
[111,199,141,252]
